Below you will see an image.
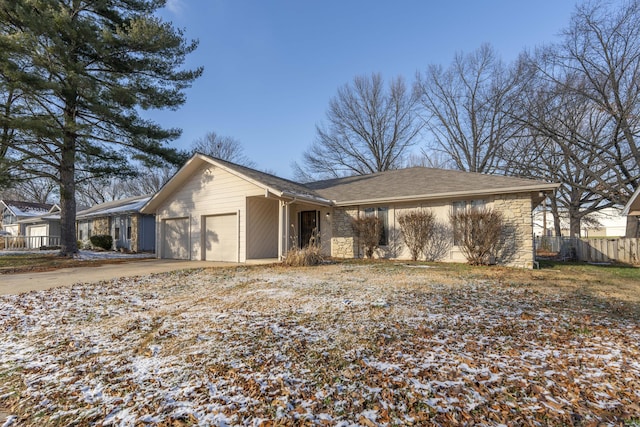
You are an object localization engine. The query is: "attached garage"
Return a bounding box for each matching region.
[203,213,238,262]
[162,218,189,259]
[141,154,332,263]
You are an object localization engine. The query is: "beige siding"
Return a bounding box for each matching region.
[246,197,279,259]
[155,164,264,261]
[162,217,189,259]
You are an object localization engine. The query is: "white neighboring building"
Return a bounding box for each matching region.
[533,206,627,238]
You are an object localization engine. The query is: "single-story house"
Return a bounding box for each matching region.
[623,186,640,237]
[141,154,559,268]
[76,195,155,252]
[1,200,59,236]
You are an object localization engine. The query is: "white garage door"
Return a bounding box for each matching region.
[28,225,47,237]
[162,218,189,260]
[27,225,48,249]
[204,214,237,262]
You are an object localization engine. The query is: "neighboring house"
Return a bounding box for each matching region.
[1,200,59,236]
[533,207,628,238]
[17,210,62,248]
[623,186,640,237]
[76,195,155,252]
[141,154,558,268]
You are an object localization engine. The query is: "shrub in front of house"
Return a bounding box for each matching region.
[398,210,435,261]
[89,234,113,251]
[423,222,453,262]
[450,207,505,265]
[351,216,383,258]
[398,210,453,262]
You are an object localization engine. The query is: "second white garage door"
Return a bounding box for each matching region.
[204,214,237,262]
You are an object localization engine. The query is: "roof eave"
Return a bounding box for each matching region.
[332,183,560,207]
[76,210,144,220]
[278,190,333,207]
[622,187,640,216]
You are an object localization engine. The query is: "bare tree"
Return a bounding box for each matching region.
[417,44,524,174]
[191,132,256,167]
[537,1,640,205]
[0,176,58,204]
[122,165,177,196]
[296,73,422,180]
[510,69,619,236]
[75,164,177,208]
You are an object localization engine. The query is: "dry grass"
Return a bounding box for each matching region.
[0,253,154,274]
[282,245,323,266]
[0,261,639,426]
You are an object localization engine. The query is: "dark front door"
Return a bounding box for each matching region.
[299,211,317,248]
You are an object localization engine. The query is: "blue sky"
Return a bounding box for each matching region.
[149,1,582,178]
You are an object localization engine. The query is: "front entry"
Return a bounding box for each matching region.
[299,210,318,248]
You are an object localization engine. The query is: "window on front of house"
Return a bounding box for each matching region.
[364,207,389,246]
[115,227,120,240]
[2,208,15,225]
[127,226,132,240]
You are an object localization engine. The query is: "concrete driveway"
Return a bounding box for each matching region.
[0,259,270,295]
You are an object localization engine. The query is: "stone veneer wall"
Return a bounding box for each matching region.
[493,193,535,268]
[92,217,110,236]
[330,207,358,258]
[131,214,140,253]
[328,194,536,268]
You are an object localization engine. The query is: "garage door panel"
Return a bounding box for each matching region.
[163,218,189,260]
[28,225,47,237]
[204,214,237,262]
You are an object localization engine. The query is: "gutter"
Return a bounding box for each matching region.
[265,188,333,207]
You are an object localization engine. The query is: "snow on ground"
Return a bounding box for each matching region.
[0,264,638,426]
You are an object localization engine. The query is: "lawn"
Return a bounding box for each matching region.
[0,262,639,426]
[0,251,154,274]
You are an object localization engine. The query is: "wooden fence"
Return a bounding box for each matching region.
[535,236,640,265]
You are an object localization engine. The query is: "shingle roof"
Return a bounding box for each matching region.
[1,200,55,217]
[306,167,557,205]
[142,154,558,213]
[210,156,325,202]
[76,195,151,219]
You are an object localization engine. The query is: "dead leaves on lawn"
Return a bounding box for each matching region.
[0,265,638,426]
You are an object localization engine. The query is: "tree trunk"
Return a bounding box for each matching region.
[568,205,582,237]
[549,197,562,237]
[59,145,77,256]
[59,95,78,256]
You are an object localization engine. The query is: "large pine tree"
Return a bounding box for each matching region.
[0,0,201,255]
